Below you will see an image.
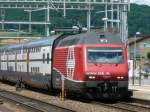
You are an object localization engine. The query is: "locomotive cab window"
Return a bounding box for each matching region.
[87,48,124,64]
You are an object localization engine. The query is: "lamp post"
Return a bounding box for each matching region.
[133,32,140,85]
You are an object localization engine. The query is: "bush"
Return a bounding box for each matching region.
[147,52,150,60]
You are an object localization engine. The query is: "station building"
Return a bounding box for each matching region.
[128,35,150,60]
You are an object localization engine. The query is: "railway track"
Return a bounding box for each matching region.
[0,90,75,112]
[0,84,150,112]
[94,100,150,112]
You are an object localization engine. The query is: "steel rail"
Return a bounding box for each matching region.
[94,101,137,112]
[0,90,75,112]
[94,100,150,112]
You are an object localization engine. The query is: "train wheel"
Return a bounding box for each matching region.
[20,82,25,89]
[15,80,25,91]
[15,80,21,91]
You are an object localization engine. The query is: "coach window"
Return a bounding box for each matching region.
[31,67,32,73]
[24,49,26,53]
[37,67,39,73]
[33,67,35,73]
[35,67,37,73]
[29,49,31,53]
[47,53,49,64]
[39,47,41,52]
[43,53,45,63]
[34,67,35,72]
[36,48,38,52]
[34,67,36,73]
[36,67,38,73]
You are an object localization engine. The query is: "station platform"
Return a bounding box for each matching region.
[129,85,150,101]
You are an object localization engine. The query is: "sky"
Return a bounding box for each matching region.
[131,0,150,5]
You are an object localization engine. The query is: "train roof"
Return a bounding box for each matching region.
[23,35,57,48]
[0,31,124,52]
[0,34,61,51]
[57,30,123,47]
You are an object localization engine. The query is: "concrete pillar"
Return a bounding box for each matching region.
[87,11,91,32]
[29,11,32,33]
[87,0,91,32]
[45,2,50,37]
[1,10,5,31]
[104,4,108,31]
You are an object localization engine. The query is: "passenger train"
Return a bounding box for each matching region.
[0,30,132,99]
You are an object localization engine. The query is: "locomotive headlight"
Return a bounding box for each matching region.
[117,76,121,79]
[88,76,96,79]
[120,76,124,79]
[89,76,92,79]
[117,76,124,80]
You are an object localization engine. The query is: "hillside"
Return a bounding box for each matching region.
[128,4,150,36]
[1,4,150,36]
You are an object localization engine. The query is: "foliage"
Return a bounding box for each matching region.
[1,4,150,36]
[128,4,150,36]
[147,52,150,60]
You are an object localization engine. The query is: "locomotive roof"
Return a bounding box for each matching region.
[57,30,123,47]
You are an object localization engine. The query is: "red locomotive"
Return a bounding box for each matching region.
[52,30,132,99]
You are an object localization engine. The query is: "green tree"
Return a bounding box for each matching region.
[147,52,150,60]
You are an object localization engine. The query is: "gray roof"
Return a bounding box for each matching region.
[57,30,123,46]
[0,34,61,51]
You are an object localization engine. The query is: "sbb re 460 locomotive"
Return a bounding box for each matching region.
[0,30,132,99]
